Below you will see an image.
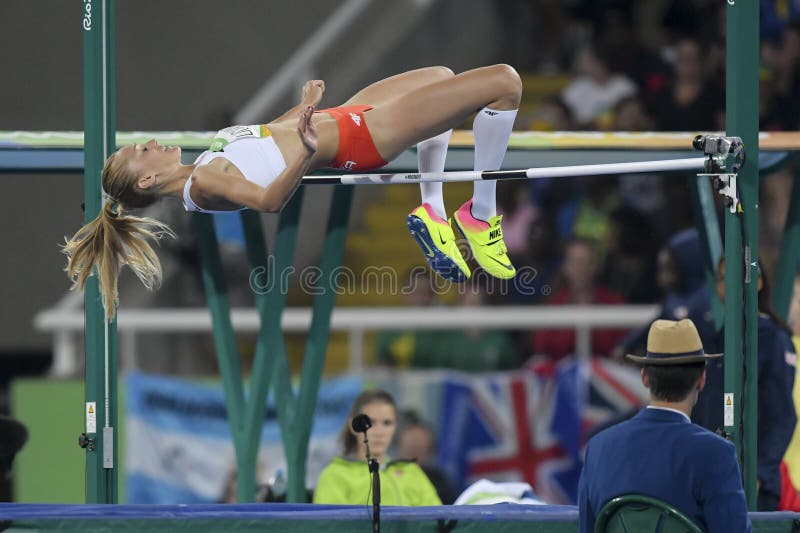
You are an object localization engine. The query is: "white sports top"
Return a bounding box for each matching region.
[182,125,287,213]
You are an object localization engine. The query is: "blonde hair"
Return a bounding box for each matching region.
[63,151,175,320]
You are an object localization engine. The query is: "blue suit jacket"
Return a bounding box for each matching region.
[578,408,752,533]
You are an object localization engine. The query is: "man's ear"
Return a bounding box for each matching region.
[641,368,649,389]
[697,369,707,391]
[138,174,155,190]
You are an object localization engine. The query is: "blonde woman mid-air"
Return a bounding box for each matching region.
[64,65,521,318]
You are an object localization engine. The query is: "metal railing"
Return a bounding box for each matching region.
[34,304,659,376]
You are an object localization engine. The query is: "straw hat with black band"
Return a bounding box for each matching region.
[626,319,722,365]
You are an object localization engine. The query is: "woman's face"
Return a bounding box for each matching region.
[117,139,181,184]
[562,242,595,289]
[354,401,396,461]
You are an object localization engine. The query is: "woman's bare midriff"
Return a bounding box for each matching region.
[268,113,339,171]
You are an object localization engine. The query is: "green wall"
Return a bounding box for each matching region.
[10,378,125,503]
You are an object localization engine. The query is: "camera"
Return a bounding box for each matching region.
[693,134,733,155]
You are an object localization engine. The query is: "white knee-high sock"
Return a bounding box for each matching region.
[417,129,451,220]
[471,107,518,221]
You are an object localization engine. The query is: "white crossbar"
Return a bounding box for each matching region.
[301,157,708,185]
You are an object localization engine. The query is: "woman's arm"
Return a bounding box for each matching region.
[196,106,318,213]
[272,80,325,123]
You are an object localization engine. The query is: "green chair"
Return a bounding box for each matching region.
[595,494,704,533]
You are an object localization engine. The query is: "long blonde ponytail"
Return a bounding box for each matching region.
[63,200,174,320]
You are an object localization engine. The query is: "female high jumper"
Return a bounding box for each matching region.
[64,65,522,318]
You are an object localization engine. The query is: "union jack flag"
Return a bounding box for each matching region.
[380,359,646,504]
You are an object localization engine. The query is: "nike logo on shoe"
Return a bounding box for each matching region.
[487,256,515,270]
[419,238,436,258]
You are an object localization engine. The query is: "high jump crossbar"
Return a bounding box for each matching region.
[301,157,709,185]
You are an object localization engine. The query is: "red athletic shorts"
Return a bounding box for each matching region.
[316,105,388,171]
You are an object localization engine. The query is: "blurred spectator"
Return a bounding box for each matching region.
[426,288,519,371]
[775,23,800,112]
[660,0,719,42]
[599,207,660,304]
[649,37,724,131]
[612,95,655,131]
[505,214,560,305]
[760,44,799,131]
[761,0,800,44]
[761,169,797,271]
[494,0,578,73]
[556,176,620,255]
[313,389,441,505]
[531,238,628,360]
[497,181,538,265]
[593,5,672,98]
[375,270,447,368]
[693,258,796,511]
[377,274,519,371]
[561,45,638,128]
[528,96,576,132]
[761,24,800,130]
[613,228,715,361]
[395,410,459,504]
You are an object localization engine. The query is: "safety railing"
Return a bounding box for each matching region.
[34,304,659,375]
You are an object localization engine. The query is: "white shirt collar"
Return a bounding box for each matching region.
[646,405,690,422]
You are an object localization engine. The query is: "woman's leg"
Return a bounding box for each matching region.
[343,67,455,218]
[453,103,518,279]
[366,64,522,280]
[365,64,521,160]
[342,66,455,107]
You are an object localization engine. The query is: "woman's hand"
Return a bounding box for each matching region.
[298,106,318,154]
[302,80,325,107]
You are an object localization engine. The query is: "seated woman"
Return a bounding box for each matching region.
[313,389,441,506]
[64,65,522,319]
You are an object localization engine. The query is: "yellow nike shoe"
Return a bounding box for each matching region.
[406,204,471,282]
[453,200,516,279]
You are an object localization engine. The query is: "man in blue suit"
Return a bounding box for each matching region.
[578,319,751,533]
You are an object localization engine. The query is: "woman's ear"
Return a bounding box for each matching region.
[138,174,156,190]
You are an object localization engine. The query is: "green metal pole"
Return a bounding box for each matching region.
[727,0,760,510]
[255,193,305,501]
[240,202,301,502]
[194,184,350,504]
[192,213,251,500]
[688,174,724,328]
[82,0,118,503]
[288,185,354,502]
[773,173,800,320]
